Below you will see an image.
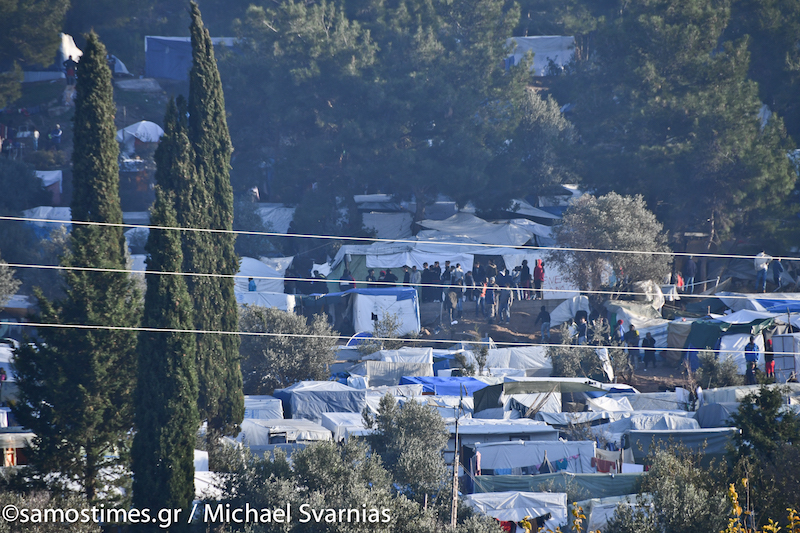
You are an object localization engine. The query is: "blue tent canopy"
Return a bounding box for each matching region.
[399,376,490,396]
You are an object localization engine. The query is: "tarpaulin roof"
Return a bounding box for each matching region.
[472,472,644,500]
[116,120,164,143]
[273,381,366,423]
[623,428,739,465]
[717,292,800,314]
[398,376,490,396]
[694,402,739,428]
[348,361,433,387]
[473,440,596,473]
[474,378,607,413]
[463,491,567,529]
[244,395,283,420]
[235,418,332,445]
[417,212,544,246]
[684,310,775,349]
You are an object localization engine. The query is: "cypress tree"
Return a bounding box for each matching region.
[131,100,199,514]
[12,32,140,501]
[186,1,243,435]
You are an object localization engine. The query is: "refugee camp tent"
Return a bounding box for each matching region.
[303,287,421,336]
[683,310,775,350]
[145,36,236,80]
[591,413,701,446]
[717,292,800,313]
[116,121,164,155]
[606,389,691,411]
[700,383,800,404]
[399,376,491,396]
[473,378,607,416]
[361,347,434,363]
[471,440,596,474]
[694,402,739,428]
[417,213,546,247]
[35,171,62,204]
[471,472,644,500]
[21,33,82,82]
[463,346,553,376]
[447,419,559,457]
[244,395,283,419]
[348,360,434,387]
[254,204,296,234]
[235,292,297,313]
[235,256,293,294]
[623,428,739,466]
[421,395,475,418]
[235,419,331,452]
[772,333,800,382]
[362,212,413,240]
[273,381,367,423]
[549,296,590,327]
[573,496,646,533]
[463,491,568,532]
[505,36,576,76]
[320,412,372,441]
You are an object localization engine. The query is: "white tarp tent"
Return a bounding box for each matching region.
[351,289,421,336]
[363,212,413,240]
[320,412,372,441]
[273,381,367,423]
[348,361,433,387]
[22,206,71,228]
[35,170,62,193]
[244,395,284,419]
[505,36,576,76]
[235,292,296,313]
[474,440,596,474]
[465,346,552,376]
[591,413,701,446]
[718,333,765,374]
[235,256,293,294]
[361,347,434,364]
[254,204,296,234]
[463,491,568,531]
[417,213,546,247]
[235,419,331,446]
[550,295,590,327]
[116,121,164,154]
[772,334,800,382]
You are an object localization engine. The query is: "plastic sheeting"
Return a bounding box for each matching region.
[772,334,800,382]
[586,396,634,412]
[362,347,433,364]
[348,361,433,387]
[607,389,691,411]
[592,413,701,446]
[463,346,552,375]
[362,212,413,240]
[235,419,332,446]
[22,206,71,228]
[624,428,738,465]
[254,204,296,234]
[116,120,164,154]
[35,170,62,193]
[398,376,490,396]
[574,496,646,533]
[320,412,371,441]
[550,296,591,327]
[474,440,596,473]
[236,292,296,313]
[700,383,800,404]
[463,491,567,530]
[418,213,540,246]
[235,256,293,294]
[244,395,283,419]
[352,290,421,336]
[694,402,739,428]
[718,333,765,373]
[449,419,559,444]
[506,36,576,76]
[472,472,644,500]
[273,381,367,423]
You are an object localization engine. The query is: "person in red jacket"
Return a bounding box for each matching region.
[533,259,545,300]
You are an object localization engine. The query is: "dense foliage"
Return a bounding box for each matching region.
[12,33,141,502]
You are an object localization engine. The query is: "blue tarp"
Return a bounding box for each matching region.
[273,381,366,423]
[399,376,490,396]
[754,298,800,313]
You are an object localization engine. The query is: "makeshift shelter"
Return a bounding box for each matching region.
[273,381,367,423]
[35,170,62,205]
[362,212,413,240]
[320,412,372,441]
[417,213,546,247]
[243,395,283,420]
[549,296,590,327]
[470,440,596,474]
[463,491,567,532]
[717,292,800,314]
[772,333,800,382]
[116,121,164,155]
[683,310,775,350]
[304,288,421,336]
[234,419,331,450]
[235,292,297,313]
[348,360,433,387]
[573,496,645,533]
[447,419,559,466]
[145,36,236,80]
[694,402,739,428]
[464,346,553,376]
[472,472,644,500]
[398,376,490,396]
[21,33,82,83]
[235,256,294,295]
[591,413,701,447]
[254,204,296,234]
[505,36,576,76]
[623,428,739,466]
[473,378,607,415]
[361,347,433,363]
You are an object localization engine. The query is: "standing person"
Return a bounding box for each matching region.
[384,269,399,285]
[535,306,551,343]
[577,317,588,345]
[613,320,625,344]
[683,256,697,294]
[642,332,657,369]
[624,325,641,363]
[446,284,460,324]
[366,269,378,287]
[754,252,772,293]
[339,269,356,291]
[533,259,545,300]
[49,124,62,150]
[473,260,485,286]
[464,270,475,301]
[63,55,78,85]
[486,277,499,324]
[773,258,784,289]
[421,263,431,302]
[402,265,411,286]
[511,266,522,300]
[248,277,256,291]
[476,279,487,317]
[499,282,514,324]
[410,265,422,299]
[765,338,775,380]
[453,263,464,282]
[520,259,532,300]
[486,260,498,281]
[744,335,760,385]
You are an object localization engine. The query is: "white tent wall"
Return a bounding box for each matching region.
[463,491,568,531]
[464,346,552,375]
[22,206,71,228]
[352,292,420,335]
[474,440,596,473]
[235,256,293,294]
[254,204,296,234]
[35,170,62,193]
[244,395,284,419]
[348,361,433,387]
[718,333,765,374]
[320,412,371,441]
[235,292,296,313]
[607,389,691,411]
[573,496,644,533]
[504,392,562,415]
[446,420,559,465]
[772,334,800,382]
[361,347,434,364]
[549,296,590,327]
[591,413,701,447]
[235,419,332,447]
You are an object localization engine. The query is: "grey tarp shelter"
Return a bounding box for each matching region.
[694,403,739,428]
[472,472,644,499]
[273,381,366,423]
[623,428,739,466]
[473,378,608,414]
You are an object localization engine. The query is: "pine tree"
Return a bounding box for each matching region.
[131,100,199,514]
[186,2,243,435]
[12,32,140,501]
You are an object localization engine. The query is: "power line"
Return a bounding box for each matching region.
[2,260,772,302]
[0,214,789,261]
[2,321,793,356]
